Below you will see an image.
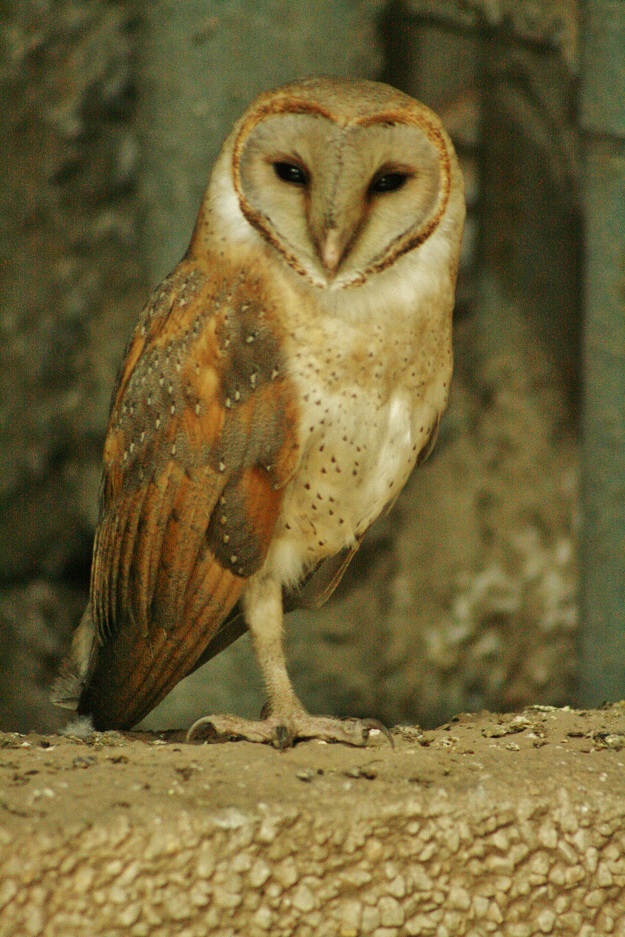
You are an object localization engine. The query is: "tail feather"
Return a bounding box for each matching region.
[51,605,98,710]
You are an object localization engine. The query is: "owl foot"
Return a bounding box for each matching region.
[186,712,393,750]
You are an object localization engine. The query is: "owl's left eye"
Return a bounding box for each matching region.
[274,162,309,186]
[370,171,410,194]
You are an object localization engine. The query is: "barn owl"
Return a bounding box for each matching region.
[53,77,465,747]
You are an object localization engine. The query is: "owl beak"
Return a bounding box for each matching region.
[320,228,343,276]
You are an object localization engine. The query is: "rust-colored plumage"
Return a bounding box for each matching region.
[54,78,465,746]
[58,261,300,729]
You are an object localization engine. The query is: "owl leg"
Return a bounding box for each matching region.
[187,575,389,748]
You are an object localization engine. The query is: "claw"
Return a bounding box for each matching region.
[359,717,395,748]
[186,716,222,743]
[272,723,292,750]
[185,711,393,748]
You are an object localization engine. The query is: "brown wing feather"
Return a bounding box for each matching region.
[77,260,300,729]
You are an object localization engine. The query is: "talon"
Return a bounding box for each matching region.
[272,723,293,750]
[361,718,395,748]
[186,716,220,743]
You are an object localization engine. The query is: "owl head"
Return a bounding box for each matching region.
[192,77,465,290]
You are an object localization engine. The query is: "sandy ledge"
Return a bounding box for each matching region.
[1,705,624,936]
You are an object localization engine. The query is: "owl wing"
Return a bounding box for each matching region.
[67,259,299,730]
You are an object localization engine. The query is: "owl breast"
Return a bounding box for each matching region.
[261,282,452,589]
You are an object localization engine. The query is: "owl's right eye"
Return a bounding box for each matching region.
[274,162,309,186]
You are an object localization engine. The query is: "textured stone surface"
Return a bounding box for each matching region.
[0,0,143,581]
[1,706,625,936]
[402,0,578,67]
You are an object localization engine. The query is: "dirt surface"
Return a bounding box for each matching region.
[2,706,624,835]
[2,706,625,937]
